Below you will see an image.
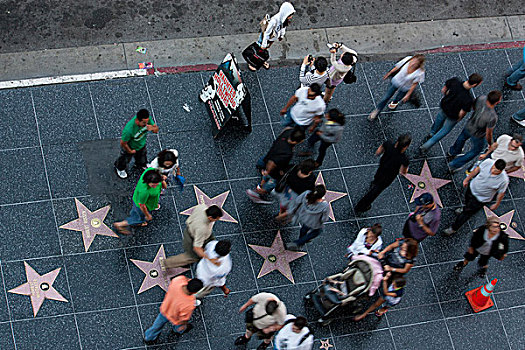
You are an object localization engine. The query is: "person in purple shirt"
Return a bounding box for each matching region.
[402,193,441,242]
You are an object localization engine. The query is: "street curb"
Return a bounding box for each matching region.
[0,15,523,87]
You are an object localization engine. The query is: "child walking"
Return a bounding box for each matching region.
[354,275,406,321]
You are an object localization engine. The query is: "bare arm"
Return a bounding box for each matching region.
[238,298,255,313]
[147,124,159,133]
[506,165,521,173]
[402,82,418,102]
[485,127,494,145]
[479,142,498,160]
[120,140,135,154]
[139,203,152,220]
[490,192,506,210]
[280,96,298,115]
[457,109,467,121]
[399,165,409,175]
[375,145,385,156]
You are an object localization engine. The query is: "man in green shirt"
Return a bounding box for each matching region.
[115,109,159,179]
[114,168,166,234]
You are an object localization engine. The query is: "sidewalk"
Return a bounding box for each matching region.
[0,44,524,350]
[1,15,524,84]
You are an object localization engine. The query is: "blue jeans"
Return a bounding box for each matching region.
[513,107,525,121]
[294,224,322,246]
[421,109,458,151]
[281,110,297,128]
[144,313,185,341]
[506,59,525,86]
[448,128,487,170]
[126,202,146,226]
[375,82,408,114]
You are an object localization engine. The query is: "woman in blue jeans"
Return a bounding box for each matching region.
[368,55,426,121]
[286,185,330,251]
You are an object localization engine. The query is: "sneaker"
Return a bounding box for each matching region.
[194,300,201,307]
[455,207,463,215]
[257,341,271,350]
[511,115,525,127]
[504,81,523,91]
[368,110,379,121]
[115,167,128,179]
[234,335,249,346]
[443,227,457,236]
[453,261,465,272]
[144,337,159,345]
[446,151,456,161]
[246,189,273,204]
[477,267,487,278]
[422,134,432,143]
[388,102,399,110]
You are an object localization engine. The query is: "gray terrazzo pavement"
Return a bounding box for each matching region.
[0,47,524,350]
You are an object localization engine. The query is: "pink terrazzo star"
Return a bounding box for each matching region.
[508,160,525,180]
[60,198,118,252]
[403,160,451,207]
[315,172,347,222]
[180,185,238,223]
[483,207,524,240]
[130,245,189,294]
[8,262,68,317]
[319,339,334,350]
[249,231,306,283]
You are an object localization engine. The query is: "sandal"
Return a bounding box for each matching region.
[139,222,148,227]
[247,64,257,72]
[263,62,270,70]
[375,310,386,318]
[114,223,131,235]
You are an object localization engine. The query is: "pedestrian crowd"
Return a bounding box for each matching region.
[106,2,524,348]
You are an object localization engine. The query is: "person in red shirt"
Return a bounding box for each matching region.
[144,276,203,345]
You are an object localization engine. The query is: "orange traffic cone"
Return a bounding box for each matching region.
[465,278,497,313]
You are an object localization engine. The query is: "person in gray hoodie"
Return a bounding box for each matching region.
[287,185,330,250]
[257,2,296,69]
[300,109,345,167]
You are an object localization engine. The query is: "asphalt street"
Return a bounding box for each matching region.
[1,0,524,53]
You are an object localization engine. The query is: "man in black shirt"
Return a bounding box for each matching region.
[419,74,482,155]
[247,126,306,204]
[354,134,411,213]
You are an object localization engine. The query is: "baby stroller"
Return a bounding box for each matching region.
[304,255,384,325]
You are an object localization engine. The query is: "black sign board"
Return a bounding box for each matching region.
[199,53,252,138]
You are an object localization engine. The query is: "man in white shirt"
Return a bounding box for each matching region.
[195,240,232,298]
[444,158,509,236]
[478,134,523,173]
[274,315,313,350]
[280,83,326,132]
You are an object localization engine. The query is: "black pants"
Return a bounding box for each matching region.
[115,146,147,171]
[452,186,488,231]
[464,250,491,267]
[354,180,391,212]
[307,132,333,166]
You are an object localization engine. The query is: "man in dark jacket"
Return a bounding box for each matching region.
[453,216,509,277]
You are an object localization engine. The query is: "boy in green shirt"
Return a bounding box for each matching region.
[115,109,159,179]
[114,168,166,234]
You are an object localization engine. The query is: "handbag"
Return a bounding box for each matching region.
[343,64,357,84]
[259,14,270,33]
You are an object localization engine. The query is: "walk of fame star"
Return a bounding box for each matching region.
[403,160,451,207]
[483,207,524,240]
[59,198,118,252]
[249,231,306,283]
[180,185,238,223]
[130,245,189,294]
[8,262,68,317]
[315,172,347,221]
[319,339,333,350]
[508,161,525,180]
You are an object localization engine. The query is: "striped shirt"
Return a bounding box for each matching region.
[299,64,328,87]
